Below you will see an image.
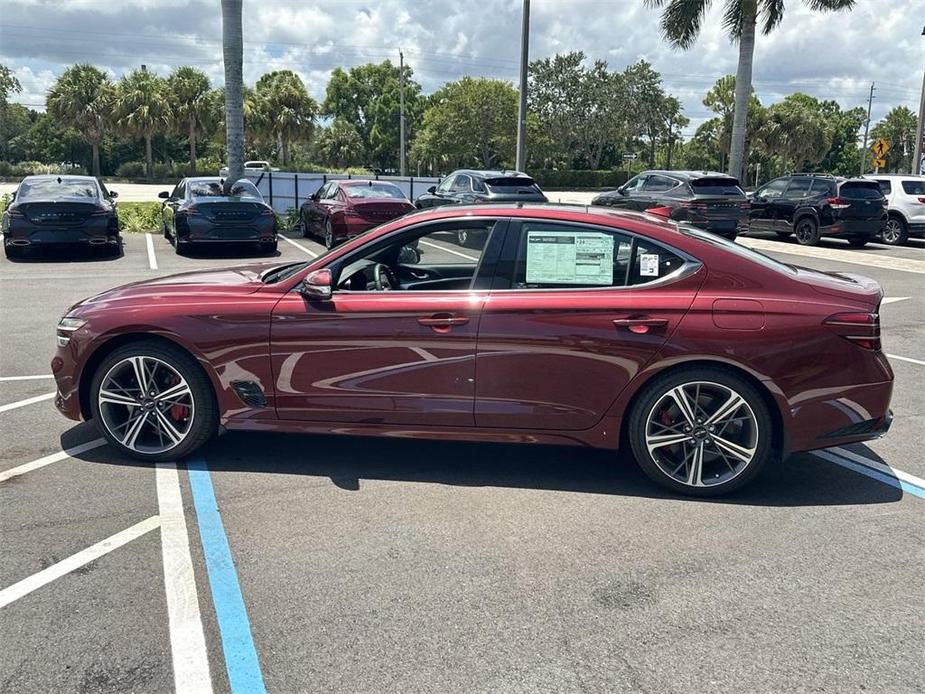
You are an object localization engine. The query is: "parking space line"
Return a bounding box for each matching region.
[146,233,158,270]
[0,374,55,382]
[278,232,318,258]
[418,239,480,262]
[813,450,925,500]
[881,297,910,305]
[0,392,56,414]
[0,438,105,483]
[155,463,214,693]
[187,457,266,694]
[887,354,925,366]
[0,516,160,609]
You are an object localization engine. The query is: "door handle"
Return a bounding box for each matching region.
[612,317,669,335]
[418,314,470,331]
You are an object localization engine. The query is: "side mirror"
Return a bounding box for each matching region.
[299,268,332,301]
[310,192,320,201]
[108,190,118,198]
[427,185,437,194]
[158,191,170,199]
[398,245,421,264]
[618,186,628,196]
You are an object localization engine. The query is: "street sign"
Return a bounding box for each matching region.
[871,157,887,168]
[871,138,890,158]
[622,153,638,160]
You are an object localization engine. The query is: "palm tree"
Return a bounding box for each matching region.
[46,64,114,176]
[221,0,245,192]
[252,70,316,166]
[645,0,856,180]
[166,66,213,175]
[114,68,170,180]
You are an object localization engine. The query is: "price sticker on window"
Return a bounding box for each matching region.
[639,253,660,277]
[525,231,614,285]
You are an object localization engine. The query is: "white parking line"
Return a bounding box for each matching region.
[419,239,480,262]
[887,354,925,366]
[155,463,213,693]
[0,439,105,483]
[145,233,158,270]
[881,297,910,305]
[0,392,55,414]
[278,232,319,258]
[0,516,160,608]
[830,446,925,489]
[0,374,55,382]
[739,237,925,275]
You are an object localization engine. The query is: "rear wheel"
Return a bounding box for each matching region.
[628,367,775,496]
[848,237,869,248]
[881,215,908,246]
[794,217,820,246]
[89,340,218,462]
[324,219,335,249]
[299,212,311,239]
[260,240,278,255]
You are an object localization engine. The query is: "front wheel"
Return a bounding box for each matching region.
[260,241,278,255]
[89,340,218,462]
[628,367,775,496]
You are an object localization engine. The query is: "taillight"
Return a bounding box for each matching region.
[259,205,274,216]
[185,205,199,215]
[7,206,24,218]
[90,207,110,216]
[823,311,881,350]
[826,196,850,210]
[737,201,750,210]
[917,197,925,204]
[678,201,707,211]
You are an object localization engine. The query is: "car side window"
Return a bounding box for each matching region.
[510,222,684,290]
[452,175,471,193]
[171,180,185,200]
[643,175,677,192]
[784,178,813,198]
[900,180,924,195]
[873,179,891,195]
[472,177,486,193]
[437,176,456,194]
[623,175,647,193]
[809,179,834,196]
[757,179,788,200]
[324,183,339,200]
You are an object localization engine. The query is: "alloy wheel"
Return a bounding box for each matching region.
[882,218,902,244]
[795,220,818,245]
[645,381,758,489]
[325,221,334,249]
[97,356,195,454]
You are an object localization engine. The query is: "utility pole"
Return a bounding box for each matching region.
[859,82,875,175]
[914,26,925,174]
[515,0,530,172]
[399,50,406,177]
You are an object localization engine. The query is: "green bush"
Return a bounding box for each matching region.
[117,202,162,233]
[529,169,634,190]
[1,193,10,212]
[0,161,13,177]
[116,161,146,178]
[10,161,86,177]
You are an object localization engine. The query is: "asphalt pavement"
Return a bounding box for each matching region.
[1,227,923,693]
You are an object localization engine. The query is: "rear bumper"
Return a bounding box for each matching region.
[184,217,276,243]
[4,230,120,247]
[825,217,886,238]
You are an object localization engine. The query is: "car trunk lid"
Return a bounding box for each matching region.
[348,198,414,222]
[18,201,103,225]
[792,265,883,310]
[193,200,264,222]
[832,181,886,221]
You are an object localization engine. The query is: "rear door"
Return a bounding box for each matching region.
[638,174,678,211]
[474,219,703,431]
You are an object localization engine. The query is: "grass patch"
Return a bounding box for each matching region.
[118,202,162,233]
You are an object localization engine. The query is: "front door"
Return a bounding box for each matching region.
[749,178,788,232]
[475,220,703,431]
[270,218,505,425]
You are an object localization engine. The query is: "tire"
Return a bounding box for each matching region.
[175,238,189,256]
[627,366,776,497]
[260,241,278,255]
[324,220,335,249]
[162,221,170,240]
[300,212,311,239]
[89,340,218,462]
[793,217,820,246]
[848,237,869,248]
[881,215,908,246]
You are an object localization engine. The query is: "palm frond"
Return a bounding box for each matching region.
[650,0,712,50]
[758,0,785,34]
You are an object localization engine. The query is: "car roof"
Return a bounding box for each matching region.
[863,173,925,179]
[449,169,531,179]
[640,170,734,181]
[338,179,399,186]
[21,174,98,182]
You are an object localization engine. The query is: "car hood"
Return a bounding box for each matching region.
[66,263,273,316]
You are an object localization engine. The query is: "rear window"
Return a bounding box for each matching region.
[873,179,892,195]
[839,182,884,199]
[485,177,537,188]
[190,180,262,200]
[344,183,406,200]
[690,177,744,196]
[901,180,925,196]
[17,178,100,201]
[682,226,796,275]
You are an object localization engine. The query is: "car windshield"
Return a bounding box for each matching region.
[17,178,100,201]
[485,177,537,188]
[189,180,263,200]
[682,226,796,274]
[344,183,406,200]
[691,177,744,196]
[901,180,925,195]
[839,182,883,199]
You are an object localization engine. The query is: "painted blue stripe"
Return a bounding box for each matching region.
[187,457,267,694]
[815,451,925,500]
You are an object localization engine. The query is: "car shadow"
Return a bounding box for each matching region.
[4,245,124,263]
[60,423,903,507]
[176,242,280,260]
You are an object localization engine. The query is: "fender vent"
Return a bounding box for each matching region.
[231,380,267,408]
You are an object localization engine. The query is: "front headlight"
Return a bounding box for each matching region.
[57,316,86,347]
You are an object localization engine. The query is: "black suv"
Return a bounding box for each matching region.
[591,170,749,240]
[414,169,547,209]
[748,174,886,247]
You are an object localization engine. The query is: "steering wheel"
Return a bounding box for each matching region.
[371,263,397,291]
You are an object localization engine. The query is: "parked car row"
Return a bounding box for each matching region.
[3,169,922,261]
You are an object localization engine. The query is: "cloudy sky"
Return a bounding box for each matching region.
[1,0,922,135]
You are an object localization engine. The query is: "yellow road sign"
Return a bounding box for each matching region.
[871,157,887,168]
[871,138,890,157]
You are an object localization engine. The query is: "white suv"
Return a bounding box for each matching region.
[864,174,925,245]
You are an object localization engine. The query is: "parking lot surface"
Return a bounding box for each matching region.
[1,228,923,693]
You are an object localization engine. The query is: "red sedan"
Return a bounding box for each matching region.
[51,204,893,496]
[299,179,415,249]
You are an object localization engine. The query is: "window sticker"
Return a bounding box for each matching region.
[525,231,614,285]
[639,253,660,277]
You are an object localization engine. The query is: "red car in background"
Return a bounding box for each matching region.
[299,179,415,248]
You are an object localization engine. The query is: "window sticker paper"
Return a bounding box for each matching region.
[639,253,660,277]
[525,231,614,285]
